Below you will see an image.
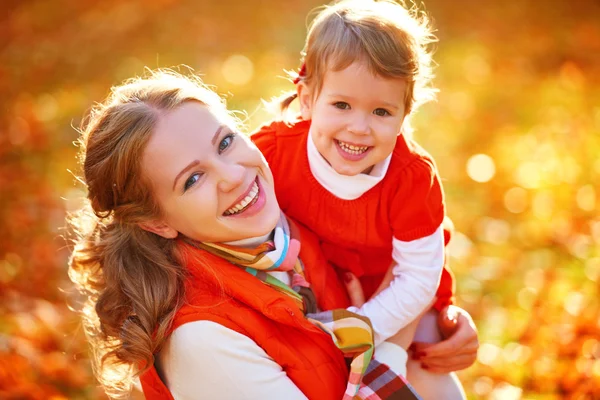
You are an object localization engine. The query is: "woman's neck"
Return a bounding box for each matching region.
[223,231,273,248]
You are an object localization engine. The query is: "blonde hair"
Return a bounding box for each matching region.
[68,70,237,398]
[281,0,437,131]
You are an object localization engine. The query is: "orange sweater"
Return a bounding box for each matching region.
[252,119,455,311]
[140,222,351,400]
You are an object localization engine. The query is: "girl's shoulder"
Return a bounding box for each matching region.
[251,118,310,139]
[389,134,439,178]
[251,119,310,164]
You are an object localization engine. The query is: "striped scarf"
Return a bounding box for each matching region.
[197,214,421,400]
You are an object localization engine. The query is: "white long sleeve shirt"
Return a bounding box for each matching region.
[307,134,444,344]
[156,269,408,398]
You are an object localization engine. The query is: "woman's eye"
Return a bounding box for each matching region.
[219,133,236,153]
[333,102,350,110]
[374,108,390,117]
[184,173,201,192]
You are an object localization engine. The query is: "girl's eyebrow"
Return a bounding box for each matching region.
[327,93,400,110]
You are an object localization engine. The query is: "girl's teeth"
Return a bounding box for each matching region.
[338,140,368,155]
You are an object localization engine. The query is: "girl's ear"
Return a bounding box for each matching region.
[139,220,178,239]
[297,82,313,120]
[398,114,409,136]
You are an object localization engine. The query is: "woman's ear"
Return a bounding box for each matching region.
[297,82,313,120]
[139,220,178,239]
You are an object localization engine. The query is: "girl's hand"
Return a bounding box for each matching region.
[343,272,365,308]
[409,305,479,373]
[343,269,435,350]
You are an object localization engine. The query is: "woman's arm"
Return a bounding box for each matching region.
[157,321,308,400]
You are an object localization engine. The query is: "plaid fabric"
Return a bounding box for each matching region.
[196,213,421,400]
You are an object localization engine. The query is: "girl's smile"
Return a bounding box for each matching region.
[298,61,408,176]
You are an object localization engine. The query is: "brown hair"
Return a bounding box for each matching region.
[281,0,437,132]
[68,70,237,397]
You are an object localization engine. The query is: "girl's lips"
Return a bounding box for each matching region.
[225,177,266,218]
[334,139,371,162]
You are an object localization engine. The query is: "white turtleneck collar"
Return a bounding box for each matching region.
[306,132,392,200]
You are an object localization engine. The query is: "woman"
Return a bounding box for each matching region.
[69,71,476,399]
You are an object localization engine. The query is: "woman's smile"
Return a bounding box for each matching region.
[142,102,280,242]
[223,176,266,218]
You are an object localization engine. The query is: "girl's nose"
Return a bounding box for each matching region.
[348,113,371,136]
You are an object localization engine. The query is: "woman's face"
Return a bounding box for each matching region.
[141,101,280,242]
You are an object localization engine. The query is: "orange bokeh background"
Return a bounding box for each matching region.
[1,1,599,398]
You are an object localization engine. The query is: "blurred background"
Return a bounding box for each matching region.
[1,0,599,399]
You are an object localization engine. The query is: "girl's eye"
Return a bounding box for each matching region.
[374,108,391,117]
[184,173,201,192]
[219,133,236,153]
[333,102,350,110]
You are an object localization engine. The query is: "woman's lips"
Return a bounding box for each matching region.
[223,177,266,218]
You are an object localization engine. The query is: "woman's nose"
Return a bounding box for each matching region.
[216,162,246,193]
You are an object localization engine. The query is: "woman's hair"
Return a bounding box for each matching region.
[281,0,437,132]
[68,70,237,397]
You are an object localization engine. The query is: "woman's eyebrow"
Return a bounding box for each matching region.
[173,160,200,191]
[211,125,226,146]
[172,125,226,191]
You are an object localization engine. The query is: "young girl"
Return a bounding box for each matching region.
[252,0,470,395]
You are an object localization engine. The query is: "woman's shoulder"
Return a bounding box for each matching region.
[166,320,248,352]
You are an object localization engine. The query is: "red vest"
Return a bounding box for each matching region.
[140,222,351,399]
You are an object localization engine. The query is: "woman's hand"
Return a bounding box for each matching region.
[409,305,479,373]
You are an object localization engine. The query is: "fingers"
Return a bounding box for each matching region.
[414,347,477,371]
[418,356,475,374]
[344,272,365,308]
[437,305,459,338]
[411,336,478,359]
[411,336,465,358]
[413,315,478,358]
[409,342,478,373]
[411,341,477,360]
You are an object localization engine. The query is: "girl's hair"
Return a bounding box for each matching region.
[68,70,237,397]
[281,0,437,132]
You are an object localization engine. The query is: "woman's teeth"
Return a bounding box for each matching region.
[337,140,369,155]
[224,181,259,216]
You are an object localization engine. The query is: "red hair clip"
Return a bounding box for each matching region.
[292,63,306,85]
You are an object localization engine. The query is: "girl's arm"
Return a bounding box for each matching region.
[157,321,308,400]
[348,225,445,345]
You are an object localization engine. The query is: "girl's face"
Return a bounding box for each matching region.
[299,61,407,176]
[141,102,280,242]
